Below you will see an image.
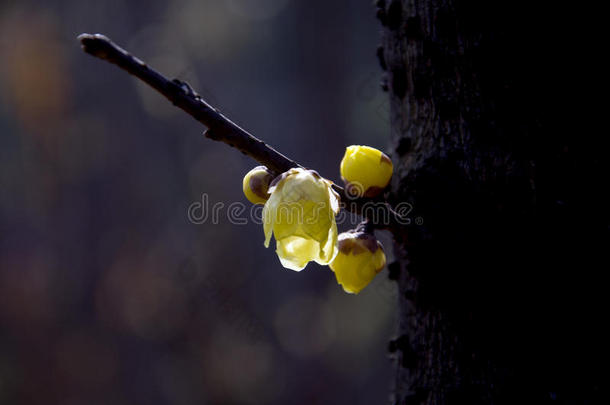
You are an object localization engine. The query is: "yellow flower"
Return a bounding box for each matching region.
[243,166,273,205]
[340,145,393,197]
[263,168,340,271]
[329,230,386,294]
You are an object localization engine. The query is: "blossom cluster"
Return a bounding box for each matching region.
[242,145,393,294]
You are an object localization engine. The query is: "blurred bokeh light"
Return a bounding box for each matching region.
[0,0,394,404]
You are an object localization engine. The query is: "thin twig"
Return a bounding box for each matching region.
[77,33,405,229]
[77,33,298,175]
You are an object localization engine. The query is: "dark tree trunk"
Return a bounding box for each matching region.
[378,1,606,404]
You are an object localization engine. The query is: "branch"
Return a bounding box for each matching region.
[77,33,405,229]
[77,33,298,175]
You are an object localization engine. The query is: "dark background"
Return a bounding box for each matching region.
[0,1,398,404]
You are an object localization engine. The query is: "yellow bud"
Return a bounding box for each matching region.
[329,230,386,294]
[243,166,273,205]
[340,145,393,198]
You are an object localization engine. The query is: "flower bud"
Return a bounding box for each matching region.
[329,230,386,294]
[243,166,273,205]
[340,145,393,198]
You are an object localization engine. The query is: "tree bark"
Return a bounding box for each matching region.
[379,1,606,404]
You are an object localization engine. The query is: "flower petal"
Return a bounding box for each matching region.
[314,219,338,265]
[276,236,319,271]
